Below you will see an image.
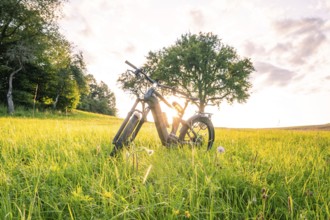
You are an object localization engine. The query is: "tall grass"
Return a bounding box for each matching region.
[0,112,329,219]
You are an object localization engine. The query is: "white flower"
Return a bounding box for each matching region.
[217,146,225,153]
[147,149,154,156]
[142,147,154,156]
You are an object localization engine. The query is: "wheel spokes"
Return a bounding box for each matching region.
[184,122,209,147]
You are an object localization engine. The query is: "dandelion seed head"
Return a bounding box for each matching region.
[217,146,225,153]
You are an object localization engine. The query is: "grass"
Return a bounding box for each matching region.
[0,109,329,219]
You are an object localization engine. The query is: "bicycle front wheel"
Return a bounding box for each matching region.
[178,116,215,150]
[110,113,140,156]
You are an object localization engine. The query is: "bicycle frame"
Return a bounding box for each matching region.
[112,85,185,147]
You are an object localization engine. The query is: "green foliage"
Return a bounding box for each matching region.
[0,0,99,113]
[78,74,117,116]
[0,0,63,69]
[117,69,152,98]
[0,113,329,219]
[118,32,254,112]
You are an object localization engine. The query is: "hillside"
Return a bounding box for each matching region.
[2,106,329,132]
[277,123,330,131]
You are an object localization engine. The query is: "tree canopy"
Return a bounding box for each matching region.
[118,32,254,113]
[78,74,117,116]
[0,0,116,115]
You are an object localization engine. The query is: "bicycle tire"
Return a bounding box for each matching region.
[178,115,215,150]
[110,114,140,156]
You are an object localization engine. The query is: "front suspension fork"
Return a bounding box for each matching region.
[112,99,140,145]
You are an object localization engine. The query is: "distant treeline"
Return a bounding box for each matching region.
[0,0,116,115]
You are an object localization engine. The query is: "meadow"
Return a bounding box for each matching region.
[0,110,329,219]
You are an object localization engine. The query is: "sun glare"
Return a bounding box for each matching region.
[118,94,200,126]
[159,95,199,125]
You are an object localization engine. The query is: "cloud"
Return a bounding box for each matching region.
[124,43,136,53]
[243,40,266,57]
[315,0,330,11]
[189,9,205,29]
[273,17,325,35]
[254,62,298,87]
[272,17,328,65]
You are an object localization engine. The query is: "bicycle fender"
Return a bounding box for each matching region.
[180,114,212,130]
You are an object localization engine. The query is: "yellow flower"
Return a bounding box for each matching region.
[102,191,113,199]
[173,209,180,215]
[71,186,93,201]
[185,210,191,218]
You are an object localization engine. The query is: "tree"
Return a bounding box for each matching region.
[46,40,89,111]
[0,0,92,113]
[0,0,66,113]
[78,74,117,116]
[4,43,35,113]
[118,32,254,112]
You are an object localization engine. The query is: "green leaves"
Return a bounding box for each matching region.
[78,75,117,116]
[0,0,101,114]
[118,32,255,112]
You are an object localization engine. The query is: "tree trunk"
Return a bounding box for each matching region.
[7,90,14,115]
[7,67,22,114]
[53,94,60,110]
[199,102,205,113]
[33,84,38,116]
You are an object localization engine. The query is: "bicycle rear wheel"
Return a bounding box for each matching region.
[179,116,215,150]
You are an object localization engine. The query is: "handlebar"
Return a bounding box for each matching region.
[125,60,198,102]
[125,60,155,84]
[125,60,139,70]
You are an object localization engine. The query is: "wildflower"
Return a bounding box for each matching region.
[185,210,191,218]
[146,149,154,156]
[305,189,313,197]
[262,193,268,200]
[173,209,180,215]
[217,146,225,153]
[142,147,154,156]
[131,186,137,194]
[214,146,225,168]
[256,213,264,220]
[72,186,93,201]
[102,191,113,199]
[261,187,268,200]
[96,145,101,155]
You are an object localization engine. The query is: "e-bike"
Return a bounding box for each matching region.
[110,61,215,156]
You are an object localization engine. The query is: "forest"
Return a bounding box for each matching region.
[0,0,116,115]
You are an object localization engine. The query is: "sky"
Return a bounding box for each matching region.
[59,0,330,128]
